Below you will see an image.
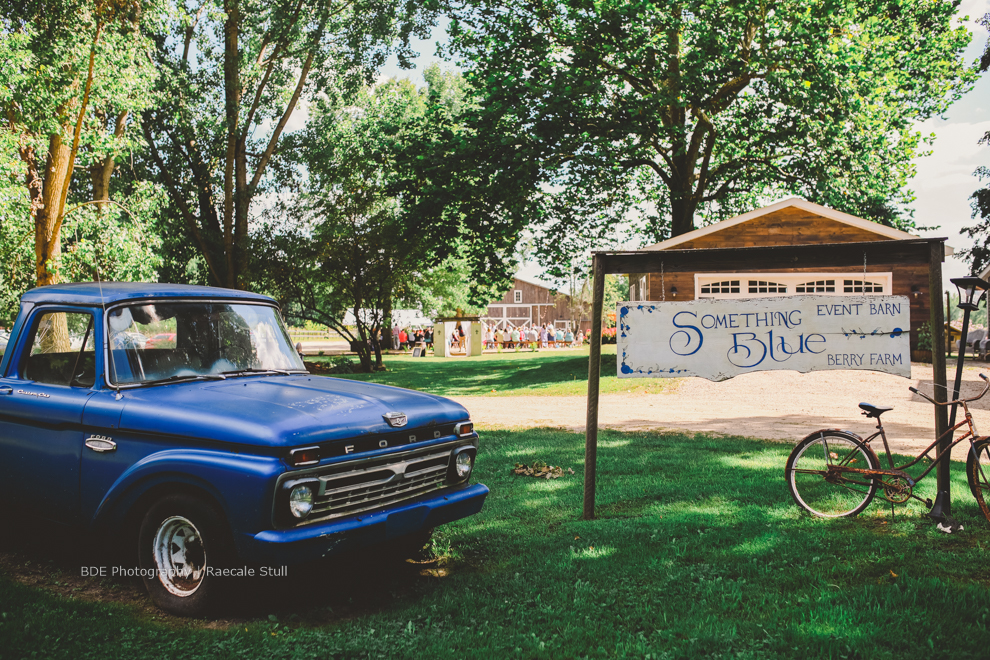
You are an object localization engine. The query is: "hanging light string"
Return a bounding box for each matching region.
[660,261,667,302]
[863,251,867,292]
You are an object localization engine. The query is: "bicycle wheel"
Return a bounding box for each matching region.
[786,431,880,517]
[966,437,990,523]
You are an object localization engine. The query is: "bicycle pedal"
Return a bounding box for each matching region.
[925,498,933,508]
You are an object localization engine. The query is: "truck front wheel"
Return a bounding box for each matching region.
[138,494,232,616]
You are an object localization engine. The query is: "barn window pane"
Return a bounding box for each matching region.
[795,279,836,293]
[748,280,786,294]
[843,280,883,293]
[700,280,740,294]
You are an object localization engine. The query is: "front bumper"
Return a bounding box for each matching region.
[234,483,489,565]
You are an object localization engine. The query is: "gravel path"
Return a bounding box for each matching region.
[450,363,990,455]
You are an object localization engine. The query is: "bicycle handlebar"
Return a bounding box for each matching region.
[909,374,990,407]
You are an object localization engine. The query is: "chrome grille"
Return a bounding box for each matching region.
[300,445,458,524]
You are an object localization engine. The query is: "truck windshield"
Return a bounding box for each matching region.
[107,302,306,385]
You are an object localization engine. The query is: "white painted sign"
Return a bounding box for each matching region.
[617,295,911,381]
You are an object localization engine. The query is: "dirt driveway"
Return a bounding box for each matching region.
[450,363,990,455]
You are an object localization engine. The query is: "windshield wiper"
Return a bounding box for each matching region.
[219,368,308,377]
[142,373,228,385]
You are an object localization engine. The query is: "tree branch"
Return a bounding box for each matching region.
[242,0,305,135]
[694,127,716,197]
[247,34,319,193]
[142,121,224,284]
[620,157,672,187]
[51,18,103,244]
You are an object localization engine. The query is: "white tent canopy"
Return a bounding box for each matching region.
[341,309,434,327]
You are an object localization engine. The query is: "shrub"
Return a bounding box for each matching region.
[323,356,355,374]
[917,321,933,352]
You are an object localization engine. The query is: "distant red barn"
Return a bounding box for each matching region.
[483,277,573,330]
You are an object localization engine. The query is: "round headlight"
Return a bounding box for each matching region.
[454,451,473,478]
[288,484,314,519]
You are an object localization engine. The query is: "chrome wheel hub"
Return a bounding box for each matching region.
[153,515,206,597]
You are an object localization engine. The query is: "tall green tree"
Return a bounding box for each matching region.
[139,0,438,290]
[435,0,975,279]
[962,13,990,275]
[1,0,158,287]
[0,172,164,324]
[258,78,439,371]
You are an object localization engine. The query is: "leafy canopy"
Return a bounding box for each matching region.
[259,73,474,371]
[138,0,440,289]
[961,13,990,276]
[437,0,976,279]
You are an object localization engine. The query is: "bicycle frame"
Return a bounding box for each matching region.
[861,404,979,486]
[787,374,990,519]
[829,376,990,495]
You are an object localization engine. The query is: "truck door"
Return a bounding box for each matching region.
[0,309,97,522]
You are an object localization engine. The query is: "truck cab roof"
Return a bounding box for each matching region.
[21,282,275,306]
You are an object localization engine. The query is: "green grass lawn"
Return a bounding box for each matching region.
[309,345,676,396]
[3,429,990,658]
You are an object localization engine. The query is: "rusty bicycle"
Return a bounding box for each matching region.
[785,373,990,521]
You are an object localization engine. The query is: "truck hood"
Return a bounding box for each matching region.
[114,375,469,449]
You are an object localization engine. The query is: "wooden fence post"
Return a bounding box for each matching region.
[928,241,950,513]
[583,255,606,520]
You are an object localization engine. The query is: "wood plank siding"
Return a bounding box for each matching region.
[629,204,934,350]
[670,207,889,249]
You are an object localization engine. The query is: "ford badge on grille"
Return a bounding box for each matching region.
[383,412,408,427]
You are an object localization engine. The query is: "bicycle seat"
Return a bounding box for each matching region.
[859,403,893,418]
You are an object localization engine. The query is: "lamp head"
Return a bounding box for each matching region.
[950,276,990,311]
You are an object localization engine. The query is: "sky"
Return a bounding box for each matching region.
[378,3,990,288]
[914,0,990,281]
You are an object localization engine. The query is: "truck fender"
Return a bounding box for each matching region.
[90,448,284,533]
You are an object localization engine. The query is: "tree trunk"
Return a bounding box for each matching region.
[372,332,383,369]
[39,311,71,353]
[382,293,393,351]
[90,110,128,208]
[20,146,44,221]
[36,134,72,286]
[669,193,699,238]
[222,0,241,289]
[354,332,373,372]
[234,133,250,288]
[90,157,113,206]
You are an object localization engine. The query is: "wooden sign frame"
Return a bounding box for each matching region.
[583,238,949,520]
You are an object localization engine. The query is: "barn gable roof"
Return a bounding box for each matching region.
[641,197,953,255]
[512,275,560,294]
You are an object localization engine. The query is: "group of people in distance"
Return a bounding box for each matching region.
[482,323,583,351]
[384,323,584,353]
[394,327,432,350]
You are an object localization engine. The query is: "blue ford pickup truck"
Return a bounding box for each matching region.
[0,283,488,615]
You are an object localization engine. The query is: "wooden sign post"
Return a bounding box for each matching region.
[582,238,949,520]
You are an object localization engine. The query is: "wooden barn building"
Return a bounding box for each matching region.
[483,277,573,330]
[628,198,951,350]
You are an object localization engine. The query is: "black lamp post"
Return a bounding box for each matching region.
[948,276,990,429]
[930,277,990,522]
